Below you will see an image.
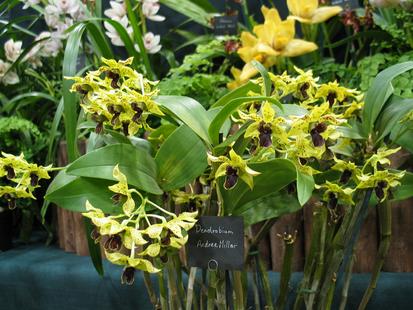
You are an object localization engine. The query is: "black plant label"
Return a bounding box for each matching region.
[187,216,244,270]
[213,16,238,36]
[331,0,360,9]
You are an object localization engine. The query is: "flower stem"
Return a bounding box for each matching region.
[157,272,168,310]
[207,270,217,310]
[233,271,245,309]
[258,256,273,310]
[339,253,355,310]
[321,23,334,59]
[358,200,392,310]
[143,271,158,307]
[186,267,197,310]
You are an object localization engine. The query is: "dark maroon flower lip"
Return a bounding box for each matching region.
[327,192,338,209]
[375,180,388,200]
[327,92,337,106]
[5,166,15,179]
[258,122,273,147]
[121,267,135,285]
[300,82,310,100]
[224,166,238,189]
[104,234,122,252]
[30,173,39,187]
[339,169,352,184]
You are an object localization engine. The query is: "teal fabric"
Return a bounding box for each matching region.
[1,243,413,309]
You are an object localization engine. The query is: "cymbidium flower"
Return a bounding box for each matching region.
[142,0,165,22]
[237,6,318,81]
[4,39,23,62]
[287,0,343,24]
[227,67,244,90]
[0,60,19,85]
[104,16,133,47]
[22,0,40,10]
[142,32,162,54]
[104,1,127,20]
[208,149,260,189]
[243,101,289,148]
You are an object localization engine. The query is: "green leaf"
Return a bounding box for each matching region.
[208,96,282,145]
[233,192,301,227]
[190,0,216,12]
[155,125,207,191]
[45,170,117,213]
[125,0,154,79]
[46,98,64,164]
[221,159,297,214]
[66,143,163,195]
[393,171,413,201]
[296,171,315,206]
[251,60,271,96]
[2,91,58,114]
[376,95,413,142]
[211,81,260,108]
[363,61,413,135]
[159,0,213,28]
[63,23,87,162]
[155,95,211,145]
[84,218,104,276]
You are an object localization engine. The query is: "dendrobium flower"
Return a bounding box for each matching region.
[0,152,51,208]
[243,101,289,148]
[68,57,163,136]
[315,81,359,107]
[208,149,260,190]
[108,165,137,216]
[287,0,343,24]
[172,191,209,211]
[316,181,355,207]
[142,0,165,21]
[81,165,198,278]
[357,170,405,201]
[4,39,23,62]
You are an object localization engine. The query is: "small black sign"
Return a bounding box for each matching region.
[331,0,360,9]
[213,16,238,36]
[187,216,244,270]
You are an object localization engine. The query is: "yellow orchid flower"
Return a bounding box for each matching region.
[208,149,261,190]
[227,67,246,90]
[237,6,318,81]
[315,81,359,107]
[357,170,405,202]
[108,165,136,216]
[316,181,355,206]
[287,0,343,24]
[106,251,160,274]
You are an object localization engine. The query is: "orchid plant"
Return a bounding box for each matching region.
[25,56,411,310]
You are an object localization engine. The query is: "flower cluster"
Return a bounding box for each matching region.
[68,57,164,136]
[21,0,87,64]
[104,0,163,53]
[0,152,51,209]
[228,4,342,87]
[82,165,198,284]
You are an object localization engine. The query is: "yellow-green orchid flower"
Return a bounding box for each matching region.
[316,181,355,206]
[357,170,405,202]
[108,165,136,216]
[82,201,125,235]
[172,191,209,211]
[287,0,343,24]
[106,251,160,273]
[244,101,289,148]
[315,81,359,107]
[122,227,148,250]
[208,149,261,190]
[363,147,401,172]
[331,158,362,184]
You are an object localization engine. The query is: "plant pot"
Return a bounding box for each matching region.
[0,209,13,251]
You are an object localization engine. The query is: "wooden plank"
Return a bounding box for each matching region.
[270,210,304,271]
[251,222,272,269]
[383,198,413,272]
[73,212,89,256]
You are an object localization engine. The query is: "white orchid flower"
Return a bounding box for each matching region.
[4,39,23,62]
[104,1,127,20]
[104,16,133,46]
[143,32,162,53]
[50,0,79,16]
[36,32,63,57]
[44,4,61,29]
[0,60,19,85]
[142,0,165,22]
